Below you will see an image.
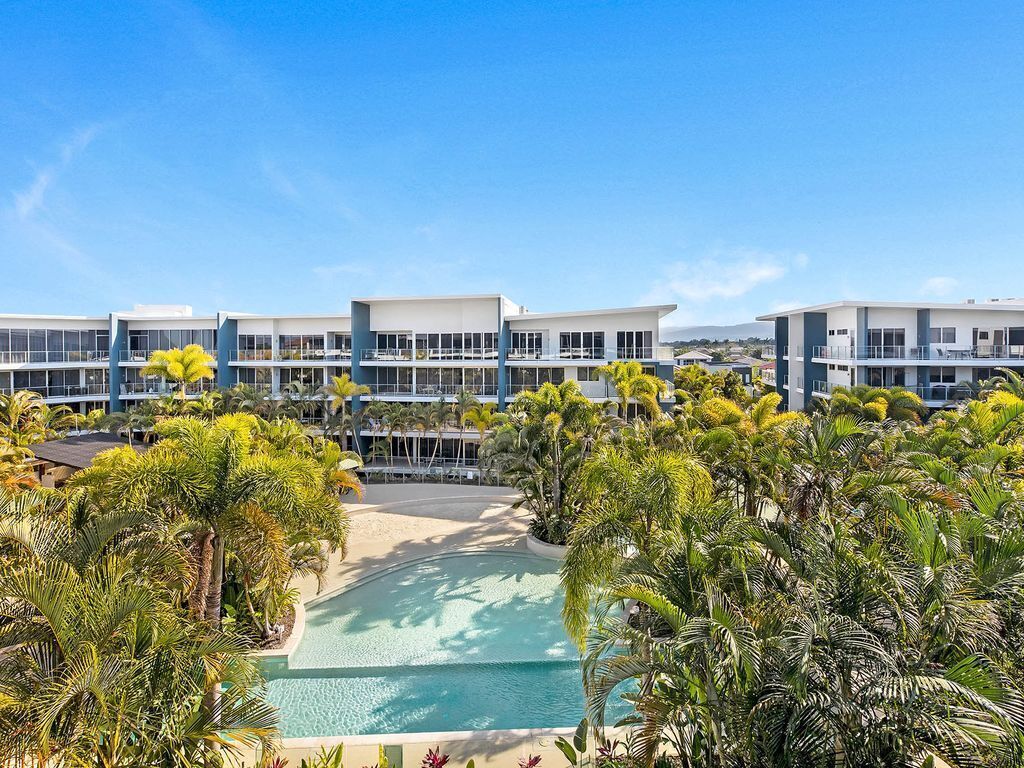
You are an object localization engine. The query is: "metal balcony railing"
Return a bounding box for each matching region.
[0,383,109,398]
[0,350,111,364]
[413,384,499,397]
[120,350,217,363]
[506,347,607,361]
[120,380,218,396]
[362,348,500,362]
[366,383,414,394]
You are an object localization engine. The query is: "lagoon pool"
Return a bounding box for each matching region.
[264,551,621,737]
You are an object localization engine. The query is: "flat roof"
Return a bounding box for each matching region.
[509,304,677,321]
[29,432,148,469]
[0,314,108,322]
[757,299,1024,321]
[352,294,509,303]
[226,312,351,320]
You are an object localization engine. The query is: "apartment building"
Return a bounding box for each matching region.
[757,298,1024,411]
[2,296,676,457]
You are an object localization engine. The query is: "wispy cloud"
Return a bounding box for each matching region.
[921,276,958,297]
[644,247,807,304]
[312,263,376,280]
[11,124,101,220]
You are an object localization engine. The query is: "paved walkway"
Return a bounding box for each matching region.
[294,483,528,602]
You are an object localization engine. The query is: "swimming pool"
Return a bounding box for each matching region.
[264,551,620,737]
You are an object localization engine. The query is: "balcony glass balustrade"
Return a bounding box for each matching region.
[0,350,111,364]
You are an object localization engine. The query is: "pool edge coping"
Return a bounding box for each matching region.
[280,723,589,749]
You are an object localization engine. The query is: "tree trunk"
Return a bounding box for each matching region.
[201,532,226,766]
[204,533,225,626]
[189,530,214,620]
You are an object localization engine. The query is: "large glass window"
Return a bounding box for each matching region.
[278,334,325,360]
[929,327,956,344]
[237,334,272,360]
[559,331,605,359]
[414,332,498,359]
[509,367,564,392]
[237,367,272,389]
[372,367,412,393]
[509,331,543,359]
[280,367,324,388]
[866,328,906,358]
[616,330,652,359]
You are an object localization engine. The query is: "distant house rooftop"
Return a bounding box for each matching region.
[676,350,713,362]
[29,432,147,471]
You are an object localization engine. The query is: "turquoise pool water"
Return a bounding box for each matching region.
[264,551,618,737]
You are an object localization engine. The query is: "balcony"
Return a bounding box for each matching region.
[782,346,804,358]
[0,383,109,399]
[0,350,111,365]
[761,369,777,386]
[812,345,1024,362]
[506,346,675,362]
[811,380,835,397]
[228,349,351,362]
[361,348,500,362]
[121,350,218,363]
[507,346,608,361]
[120,380,218,397]
[366,383,500,397]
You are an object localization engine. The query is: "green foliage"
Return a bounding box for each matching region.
[300,744,345,768]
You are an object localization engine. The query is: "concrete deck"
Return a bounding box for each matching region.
[293,483,528,603]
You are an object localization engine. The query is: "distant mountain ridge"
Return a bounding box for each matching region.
[661,321,774,343]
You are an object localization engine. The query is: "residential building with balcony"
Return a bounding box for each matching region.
[3,296,676,459]
[756,298,1024,411]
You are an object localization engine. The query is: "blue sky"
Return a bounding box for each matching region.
[2,2,1022,326]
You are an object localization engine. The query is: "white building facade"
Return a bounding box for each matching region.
[1,296,676,443]
[757,298,1024,411]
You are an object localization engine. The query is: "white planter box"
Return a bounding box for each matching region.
[526,532,567,560]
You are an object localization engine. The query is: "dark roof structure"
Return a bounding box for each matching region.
[29,432,147,469]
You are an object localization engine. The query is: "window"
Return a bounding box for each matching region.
[558,331,605,359]
[279,334,325,360]
[617,330,653,358]
[414,332,499,359]
[237,334,272,361]
[578,367,601,382]
[866,328,906,358]
[509,367,564,391]
[931,368,955,384]
[372,366,412,393]
[237,367,272,388]
[329,332,352,356]
[929,327,956,344]
[375,333,412,351]
[280,367,324,388]
[510,331,543,359]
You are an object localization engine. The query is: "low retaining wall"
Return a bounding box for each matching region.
[273,724,613,766]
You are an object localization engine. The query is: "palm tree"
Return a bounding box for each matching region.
[688,392,803,517]
[463,402,504,466]
[561,420,713,644]
[452,390,481,465]
[0,487,279,763]
[426,398,452,468]
[825,383,927,423]
[481,381,601,544]
[0,390,75,445]
[141,343,216,400]
[324,374,371,451]
[97,407,156,445]
[72,414,349,630]
[597,360,667,420]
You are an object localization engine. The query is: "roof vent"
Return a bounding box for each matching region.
[965,299,976,304]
